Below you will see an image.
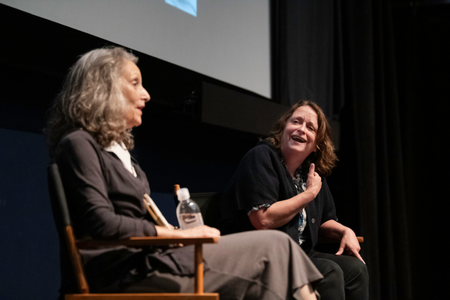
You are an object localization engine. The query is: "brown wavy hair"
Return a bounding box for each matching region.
[46,46,138,156]
[266,100,337,177]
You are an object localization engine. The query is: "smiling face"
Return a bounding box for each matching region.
[121,60,150,129]
[280,105,318,165]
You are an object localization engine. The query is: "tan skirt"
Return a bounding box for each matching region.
[123,230,323,300]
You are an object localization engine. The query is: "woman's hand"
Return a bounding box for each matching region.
[336,227,365,263]
[249,163,322,230]
[156,225,220,239]
[178,225,221,238]
[305,163,322,199]
[319,220,365,263]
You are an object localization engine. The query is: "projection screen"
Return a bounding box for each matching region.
[0,0,271,98]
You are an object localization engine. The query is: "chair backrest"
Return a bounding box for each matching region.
[190,192,222,229]
[48,163,71,228]
[48,163,90,294]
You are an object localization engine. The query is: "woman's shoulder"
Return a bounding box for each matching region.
[56,129,100,156]
[59,129,95,146]
[54,129,107,172]
[246,140,279,159]
[238,140,282,172]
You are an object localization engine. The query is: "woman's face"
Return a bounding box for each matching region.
[280,105,318,164]
[121,60,150,128]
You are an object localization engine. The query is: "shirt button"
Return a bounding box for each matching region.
[311,218,316,224]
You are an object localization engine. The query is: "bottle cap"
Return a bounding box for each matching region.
[177,188,190,201]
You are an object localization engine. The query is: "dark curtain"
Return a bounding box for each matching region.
[271,0,343,117]
[272,1,412,299]
[393,2,450,298]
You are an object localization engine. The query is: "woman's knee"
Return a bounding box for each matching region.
[322,260,345,285]
[237,230,293,250]
[315,260,345,298]
[311,258,345,284]
[261,229,293,242]
[345,259,369,286]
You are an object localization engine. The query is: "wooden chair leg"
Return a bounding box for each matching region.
[65,226,89,293]
[194,244,204,294]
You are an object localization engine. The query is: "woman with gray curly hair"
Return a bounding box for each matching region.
[46,46,323,300]
[47,47,137,154]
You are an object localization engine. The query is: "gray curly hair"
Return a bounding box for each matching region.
[46,46,138,156]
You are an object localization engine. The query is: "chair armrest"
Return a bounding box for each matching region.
[317,236,364,244]
[76,236,219,248]
[76,236,219,294]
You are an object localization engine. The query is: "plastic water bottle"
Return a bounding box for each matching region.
[176,188,204,229]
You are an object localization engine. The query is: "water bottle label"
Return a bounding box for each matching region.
[179,213,204,229]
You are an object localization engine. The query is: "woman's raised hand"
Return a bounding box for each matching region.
[305,163,322,199]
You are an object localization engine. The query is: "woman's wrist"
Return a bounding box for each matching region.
[297,189,316,207]
[341,226,355,238]
[156,225,179,238]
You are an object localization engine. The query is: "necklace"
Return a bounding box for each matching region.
[293,171,307,193]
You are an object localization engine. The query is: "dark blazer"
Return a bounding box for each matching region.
[220,140,337,252]
[54,129,196,293]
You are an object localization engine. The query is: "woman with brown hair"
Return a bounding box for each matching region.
[220,100,369,300]
[46,47,323,300]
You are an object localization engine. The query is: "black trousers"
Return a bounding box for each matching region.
[308,250,369,300]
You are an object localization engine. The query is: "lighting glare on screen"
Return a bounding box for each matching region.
[165,0,197,16]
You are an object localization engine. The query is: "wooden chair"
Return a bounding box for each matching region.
[48,164,219,300]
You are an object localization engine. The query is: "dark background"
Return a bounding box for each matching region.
[0,1,448,299]
[393,0,449,297]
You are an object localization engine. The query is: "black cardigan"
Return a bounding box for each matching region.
[220,140,337,252]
